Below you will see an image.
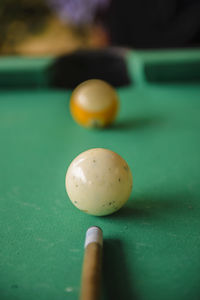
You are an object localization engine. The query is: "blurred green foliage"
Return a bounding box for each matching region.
[0,0,51,53]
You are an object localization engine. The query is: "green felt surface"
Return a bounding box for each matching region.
[127,49,200,84]
[0,57,53,88]
[1,52,200,300]
[1,48,200,88]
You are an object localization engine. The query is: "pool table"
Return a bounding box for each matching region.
[1,49,200,300]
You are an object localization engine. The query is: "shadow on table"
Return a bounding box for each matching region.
[107,191,195,221]
[110,115,164,131]
[102,239,139,300]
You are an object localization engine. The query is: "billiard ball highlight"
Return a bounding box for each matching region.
[65,148,133,216]
[70,79,119,128]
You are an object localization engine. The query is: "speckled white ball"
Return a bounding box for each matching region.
[65,148,133,216]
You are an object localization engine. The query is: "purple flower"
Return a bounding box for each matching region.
[47,0,110,25]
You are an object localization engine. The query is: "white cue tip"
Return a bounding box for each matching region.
[84,226,103,248]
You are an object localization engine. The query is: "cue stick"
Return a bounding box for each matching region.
[80,226,103,300]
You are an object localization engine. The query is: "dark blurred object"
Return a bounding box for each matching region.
[0,0,50,54]
[105,0,200,48]
[49,48,131,88]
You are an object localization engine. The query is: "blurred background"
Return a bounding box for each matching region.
[1,0,200,56]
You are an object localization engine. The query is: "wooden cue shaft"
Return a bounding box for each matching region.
[80,226,103,300]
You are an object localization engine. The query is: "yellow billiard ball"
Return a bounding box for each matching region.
[70,79,119,128]
[65,148,133,216]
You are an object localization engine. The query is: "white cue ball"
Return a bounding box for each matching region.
[65,148,133,216]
